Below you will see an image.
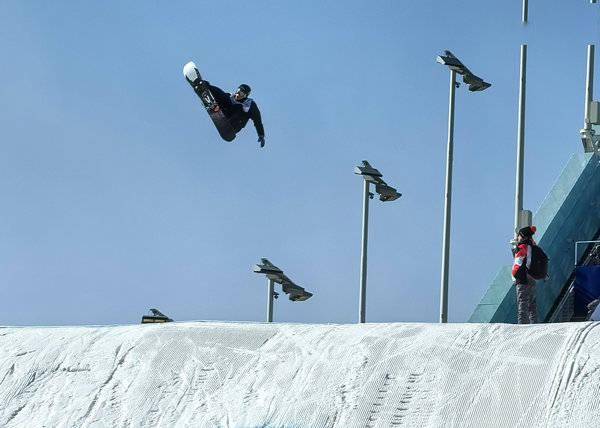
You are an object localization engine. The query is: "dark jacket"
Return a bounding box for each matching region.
[208,84,265,137]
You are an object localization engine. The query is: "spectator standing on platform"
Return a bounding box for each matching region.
[512,226,539,324]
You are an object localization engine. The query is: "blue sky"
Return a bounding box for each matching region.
[1,1,599,325]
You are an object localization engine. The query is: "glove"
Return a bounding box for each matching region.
[258,135,265,148]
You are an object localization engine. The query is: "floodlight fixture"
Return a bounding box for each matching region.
[463,73,492,92]
[281,278,312,301]
[253,258,313,322]
[283,283,313,302]
[437,51,491,92]
[141,308,173,324]
[436,51,469,74]
[354,160,401,323]
[254,258,284,280]
[375,183,402,202]
[355,161,402,202]
[289,292,312,302]
[354,161,383,183]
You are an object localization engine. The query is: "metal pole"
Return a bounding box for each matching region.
[267,278,274,322]
[359,179,370,323]
[440,69,456,324]
[584,45,595,132]
[514,45,528,233]
[522,0,528,23]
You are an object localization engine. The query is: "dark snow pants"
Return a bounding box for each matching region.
[516,275,537,324]
[208,85,235,117]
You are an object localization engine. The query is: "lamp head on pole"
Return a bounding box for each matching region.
[437,50,491,92]
[253,259,313,302]
[355,161,402,202]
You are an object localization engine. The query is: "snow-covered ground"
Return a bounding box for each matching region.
[1,321,599,427]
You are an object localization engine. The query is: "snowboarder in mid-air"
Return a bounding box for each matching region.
[207,83,265,148]
[183,61,265,147]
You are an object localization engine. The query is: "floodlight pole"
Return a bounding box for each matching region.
[439,69,456,324]
[267,278,275,322]
[359,179,370,323]
[514,45,528,233]
[522,0,528,24]
[581,45,596,152]
[584,45,595,133]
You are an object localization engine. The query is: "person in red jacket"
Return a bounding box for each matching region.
[512,226,538,324]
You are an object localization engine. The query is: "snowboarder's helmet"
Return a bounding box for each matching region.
[237,84,251,95]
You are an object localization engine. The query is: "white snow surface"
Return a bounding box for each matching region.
[1,321,600,427]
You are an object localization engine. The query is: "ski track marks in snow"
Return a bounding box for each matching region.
[1,322,600,427]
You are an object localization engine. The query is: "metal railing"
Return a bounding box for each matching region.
[547,240,600,323]
[575,240,600,266]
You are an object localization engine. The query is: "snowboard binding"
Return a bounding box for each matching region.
[183,61,236,142]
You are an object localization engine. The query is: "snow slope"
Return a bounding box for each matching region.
[1,321,599,427]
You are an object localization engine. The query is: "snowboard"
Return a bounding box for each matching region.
[183,61,236,142]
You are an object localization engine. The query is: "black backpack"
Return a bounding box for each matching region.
[528,245,549,280]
